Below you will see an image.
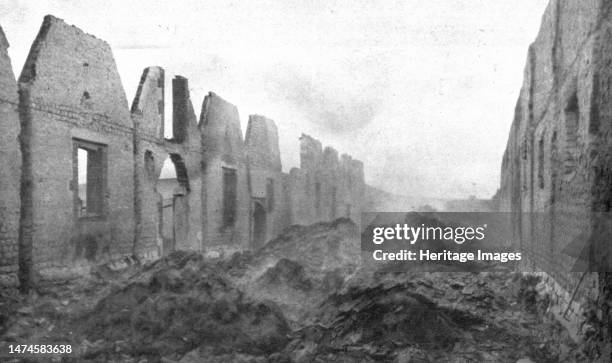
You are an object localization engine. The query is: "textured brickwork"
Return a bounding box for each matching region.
[499,0,612,336]
[287,134,365,226]
[200,92,250,255]
[245,115,285,249]
[167,76,203,253]
[18,16,136,274]
[131,66,165,260]
[0,25,20,285]
[132,70,203,258]
[0,15,369,285]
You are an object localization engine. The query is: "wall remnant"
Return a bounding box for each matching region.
[245,115,285,249]
[0,25,20,286]
[18,15,136,277]
[0,15,368,285]
[287,134,365,227]
[131,68,202,258]
[498,0,612,345]
[200,92,250,255]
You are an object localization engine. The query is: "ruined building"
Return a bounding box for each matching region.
[499,0,612,338]
[0,16,366,286]
[0,26,20,285]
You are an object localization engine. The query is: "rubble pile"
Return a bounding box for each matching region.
[0,219,584,362]
[281,269,581,362]
[77,251,291,361]
[230,218,361,322]
[254,218,361,274]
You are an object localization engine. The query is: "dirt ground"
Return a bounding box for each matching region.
[0,219,586,362]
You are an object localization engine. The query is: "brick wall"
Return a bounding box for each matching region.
[287,134,365,227]
[132,69,203,258]
[18,15,136,275]
[0,15,370,285]
[200,92,250,255]
[499,0,612,332]
[0,25,20,285]
[131,66,165,261]
[245,114,285,249]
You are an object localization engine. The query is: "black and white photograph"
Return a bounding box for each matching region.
[1,0,611,362]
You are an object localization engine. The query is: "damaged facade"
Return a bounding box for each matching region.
[499,0,612,338]
[0,26,20,285]
[0,16,366,285]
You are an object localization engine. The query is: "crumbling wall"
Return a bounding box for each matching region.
[298,134,323,224]
[200,92,249,255]
[131,69,203,258]
[499,0,608,331]
[18,15,136,274]
[287,167,311,225]
[245,115,284,249]
[131,67,165,259]
[287,134,365,226]
[167,76,203,253]
[1,14,371,288]
[321,147,340,220]
[0,25,20,285]
[342,155,365,221]
[131,66,165,260]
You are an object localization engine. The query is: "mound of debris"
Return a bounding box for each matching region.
[228,218,361,322]
[285,281,474,362]
[76,251,291,362]
[0,218,584,362]
[256,218,361,274]
[280,269,581,362]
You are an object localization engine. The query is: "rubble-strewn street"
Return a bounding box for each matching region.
[0,219,583,362]
[4,1,612,362]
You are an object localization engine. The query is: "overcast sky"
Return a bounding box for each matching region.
[0,0,549,199]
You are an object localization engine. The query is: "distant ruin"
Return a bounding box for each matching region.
[498,0,612,337]
[0,16,366,286]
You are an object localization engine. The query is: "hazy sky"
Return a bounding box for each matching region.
[0,0,550,199]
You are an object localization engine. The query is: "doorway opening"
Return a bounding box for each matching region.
[251,200,267,250]
[159,154,190,254]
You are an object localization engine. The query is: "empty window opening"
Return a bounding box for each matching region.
[80,91,92,109]
[252,201,267,249]
[75,140,106,217]
[564,91,579,175]
[315,182,321,211]
[266,178,275,211]
[521,141,529,191]
[170,154,190,192]
[223,167,238,227]
[331,187,337,219]
[549,131,558,254]
[550,131,558,197]
[144,150,156,180]
[538,137,545,189]
[158,156,187,248]
[159,155,189,193]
